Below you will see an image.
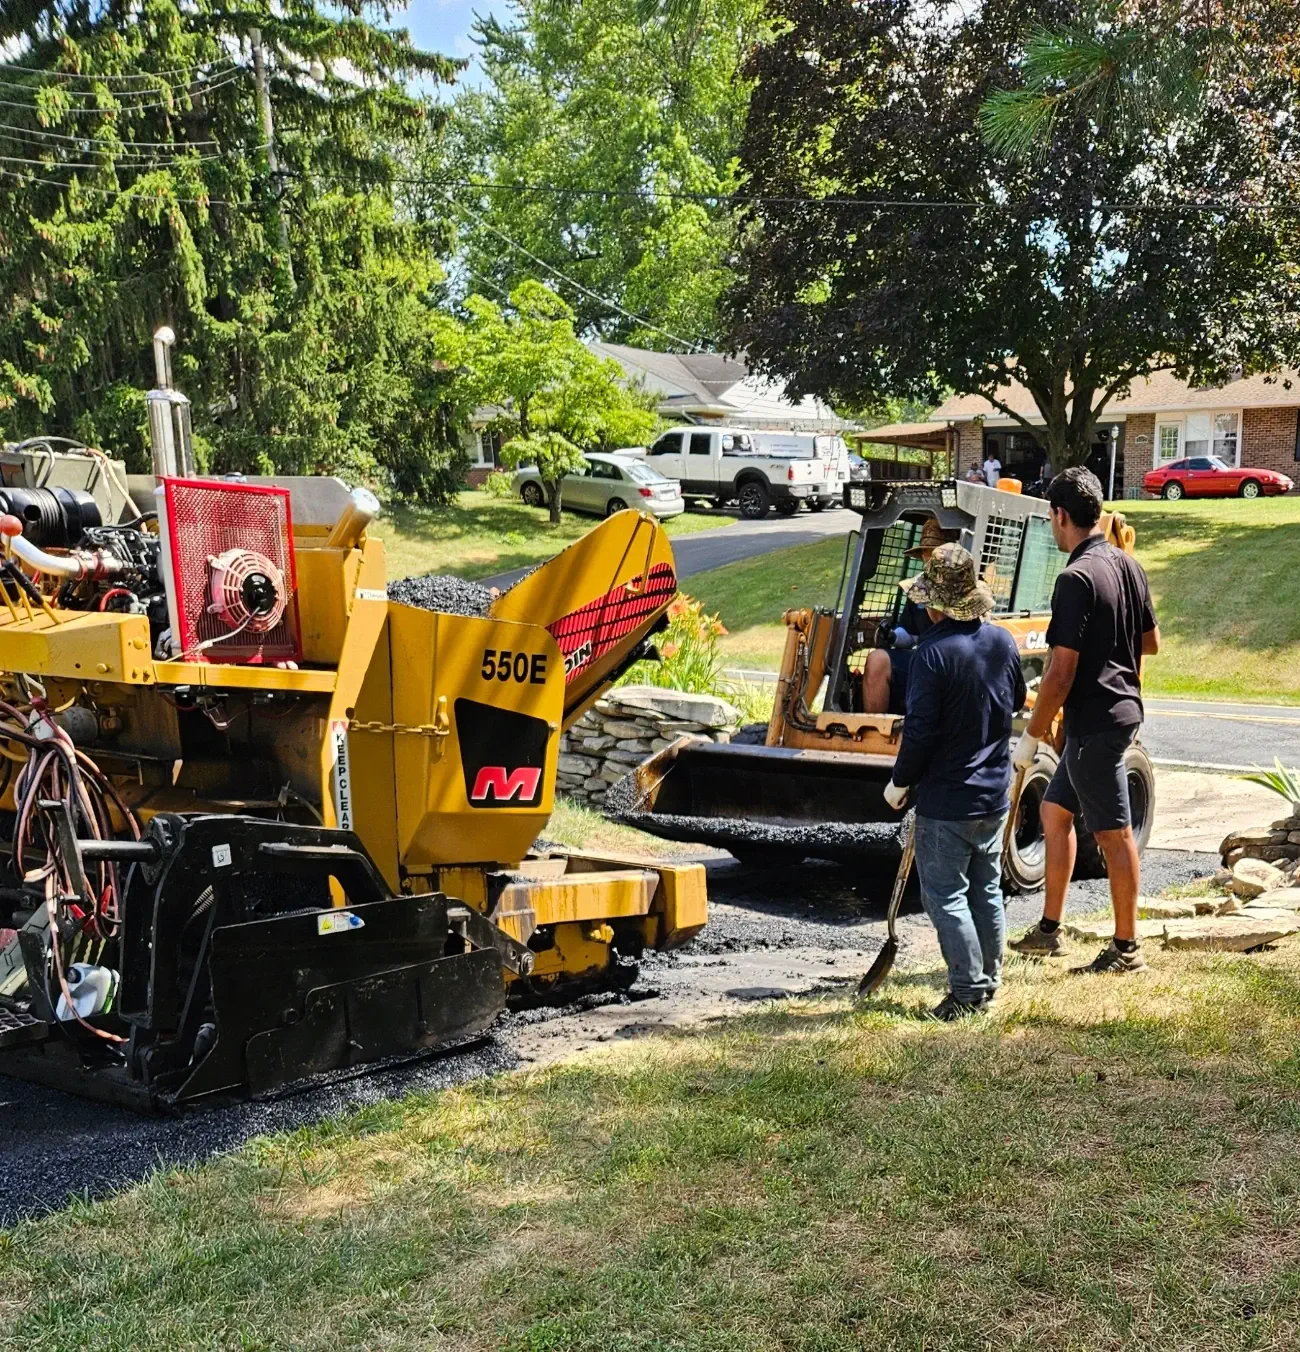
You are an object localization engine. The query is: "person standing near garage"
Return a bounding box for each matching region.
[1009,467,1161,973]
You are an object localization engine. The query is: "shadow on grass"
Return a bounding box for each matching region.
[1126,505,1300,653]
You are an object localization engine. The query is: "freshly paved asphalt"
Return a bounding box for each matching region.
[483,506,855,590]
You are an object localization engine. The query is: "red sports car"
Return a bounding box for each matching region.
[1143,456,1293,501]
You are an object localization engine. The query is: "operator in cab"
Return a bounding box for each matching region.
[862,518,954,714]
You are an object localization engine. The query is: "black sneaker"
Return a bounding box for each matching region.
[1008,924,1064,957]
[930,993,984,1022]
[1073,941,1149,975]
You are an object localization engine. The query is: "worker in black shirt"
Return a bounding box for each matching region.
[1009,467,1160,973]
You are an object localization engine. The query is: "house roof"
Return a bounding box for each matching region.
[933,368,1300,422]
[588,341,848,429]
[849,421,950,450]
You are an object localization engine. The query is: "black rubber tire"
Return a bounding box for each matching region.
[1072,741,1157,879]
[1161,481,1183,501]
[1239,479,1262,499]
[731,722,769,746]
[712,498,728,512]
[605,496,628,517]
[737,480,772,520]
[775,499,800,517]
[520,481,545,508]
[808,498,827,513]
[1001,746,1059,894]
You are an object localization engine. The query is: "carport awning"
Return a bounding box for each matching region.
[849,422,951,452]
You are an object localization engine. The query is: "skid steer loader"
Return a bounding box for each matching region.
[613,477,1155,889]
[0,330,704,1109]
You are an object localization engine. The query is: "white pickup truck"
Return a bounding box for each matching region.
[641,426,829,519]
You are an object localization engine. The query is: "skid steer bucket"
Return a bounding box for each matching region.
[608,740,908,865]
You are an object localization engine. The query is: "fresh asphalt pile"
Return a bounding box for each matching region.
[0,846,1216,1226]
[387,573,496,617]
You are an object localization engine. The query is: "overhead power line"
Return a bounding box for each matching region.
[449,195,708,352]
[0,67,248,116]
[0,123,225,149]
[0,58,240,84]
[406,172,1300,217]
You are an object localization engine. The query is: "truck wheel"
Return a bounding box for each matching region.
[1073,742,1156,879]
[1002,746,1058,893]
[808,498,827,512]
[521,481,544,507]
[775,499,800,517]
[737,481,772,520]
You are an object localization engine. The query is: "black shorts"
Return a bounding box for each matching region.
[1043,725,1138,834]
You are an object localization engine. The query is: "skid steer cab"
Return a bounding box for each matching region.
[615,478,1155,890]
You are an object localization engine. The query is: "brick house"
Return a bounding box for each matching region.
[865,370,1300,497]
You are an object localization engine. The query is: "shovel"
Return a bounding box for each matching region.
[856,810,917,999]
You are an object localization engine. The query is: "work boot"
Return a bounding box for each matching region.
[1074,941,1149,975]
[930,993,984,1022]
[1008,922,1064,957]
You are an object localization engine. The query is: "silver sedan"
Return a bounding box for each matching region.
[513,453,685,519]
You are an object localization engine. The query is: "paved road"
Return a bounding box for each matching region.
[484,507,855,591]
[725,673,1300,772]
[1140,698,1300,771]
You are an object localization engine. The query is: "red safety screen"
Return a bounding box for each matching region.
[547,562,677,683]
[161,478,302,664]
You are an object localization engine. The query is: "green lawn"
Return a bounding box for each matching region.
[689,496,1300,701]
[8,935,1300,1349]
[371,491,731,583]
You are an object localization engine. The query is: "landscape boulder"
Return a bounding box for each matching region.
[1229,858,1287,899]
[1163,914,1300,953]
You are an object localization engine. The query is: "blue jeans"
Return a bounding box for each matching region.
[914,813,1008,1004]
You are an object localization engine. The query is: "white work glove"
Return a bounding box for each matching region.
[883,780,909,811]
[1012,730,1040,771]
[893,628,916,650]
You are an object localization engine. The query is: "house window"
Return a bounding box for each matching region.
[1213,411,1239,464]
[1157,423,1181,462]
[1184,412,1211,457]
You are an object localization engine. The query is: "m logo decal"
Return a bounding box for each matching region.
[470,766,543,803]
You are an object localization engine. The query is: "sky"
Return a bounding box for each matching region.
[401,0,501,93]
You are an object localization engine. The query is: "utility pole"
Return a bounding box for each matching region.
[250,29,295,288]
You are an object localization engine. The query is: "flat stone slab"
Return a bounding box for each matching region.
[1137,898,1199,920]
[1162,915,1300,952]
[1249,886,1300,911]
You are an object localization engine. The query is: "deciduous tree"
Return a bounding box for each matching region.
[466,282,658,521]
[729,0,1300,471]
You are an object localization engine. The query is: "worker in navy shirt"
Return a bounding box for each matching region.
[882,543,1026,1019]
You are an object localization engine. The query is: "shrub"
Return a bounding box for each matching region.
[621,593,726,695]
[481,469,515,498]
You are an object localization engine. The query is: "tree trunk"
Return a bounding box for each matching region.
[546,481,562,524]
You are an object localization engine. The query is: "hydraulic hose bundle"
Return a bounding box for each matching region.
[0,698,141,1041]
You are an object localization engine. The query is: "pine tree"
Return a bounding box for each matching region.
[0,1,469,498]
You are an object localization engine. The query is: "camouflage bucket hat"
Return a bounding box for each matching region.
[899,542,994,621]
